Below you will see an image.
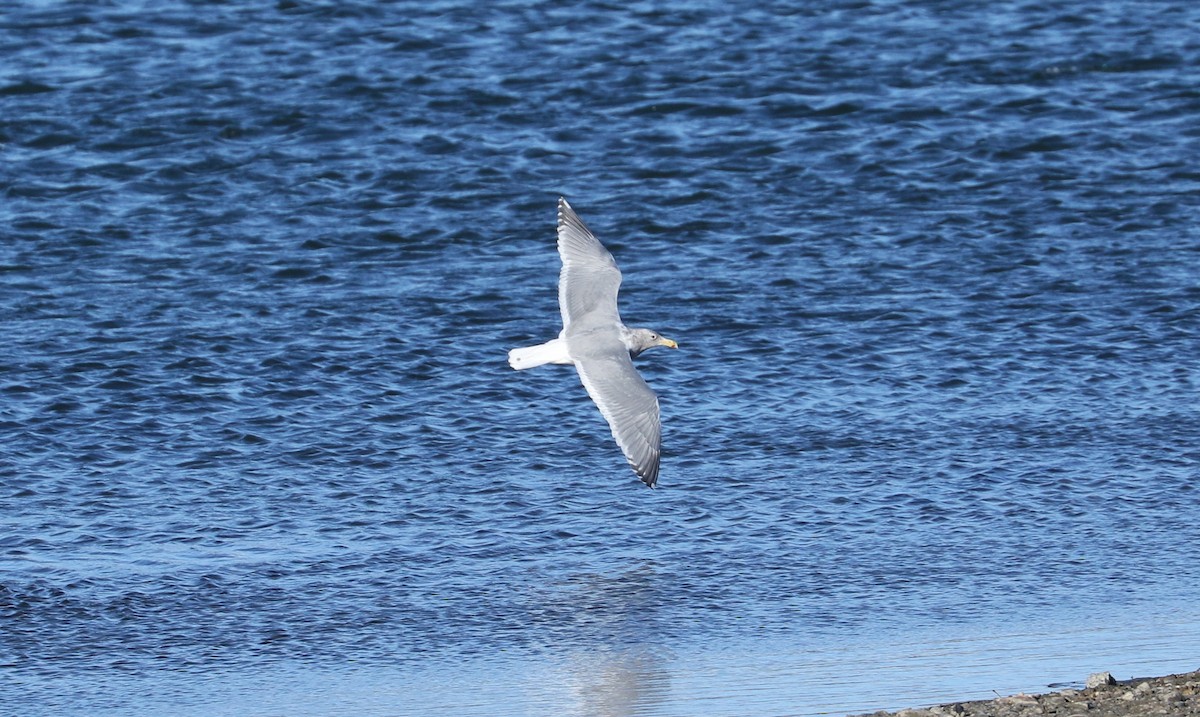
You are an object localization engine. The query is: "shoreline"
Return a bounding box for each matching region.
[854,668,1200,717]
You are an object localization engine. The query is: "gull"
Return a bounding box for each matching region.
[508,198,677,487]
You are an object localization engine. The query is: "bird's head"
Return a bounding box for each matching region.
[627,328,678,357]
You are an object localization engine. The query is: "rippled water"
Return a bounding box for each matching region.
[3,1,1199,715]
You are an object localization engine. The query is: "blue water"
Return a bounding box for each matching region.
[3,1,1199,715]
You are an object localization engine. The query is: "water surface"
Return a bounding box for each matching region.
[2,1,1199,715]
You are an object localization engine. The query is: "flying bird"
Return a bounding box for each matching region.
[508,198,678,487]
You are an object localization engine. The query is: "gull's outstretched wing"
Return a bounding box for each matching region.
[573,347,662,487]
[557,197,622,332]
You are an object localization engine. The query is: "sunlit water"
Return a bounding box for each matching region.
[3,1,1198,715]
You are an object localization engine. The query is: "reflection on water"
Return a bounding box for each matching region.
[548,648,673,717]
[528,565,674,717]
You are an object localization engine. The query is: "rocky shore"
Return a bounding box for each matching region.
[855,669,1200,717]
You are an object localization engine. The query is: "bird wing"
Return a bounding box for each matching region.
[557,197,623,332]
[573,346,662,487]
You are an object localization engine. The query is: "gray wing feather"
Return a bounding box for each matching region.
[557,197,623,331]
[574,350,662,487]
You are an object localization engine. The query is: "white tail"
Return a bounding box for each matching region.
[508,339,572,370]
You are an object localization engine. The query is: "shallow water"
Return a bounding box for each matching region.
[3,1,1199,715]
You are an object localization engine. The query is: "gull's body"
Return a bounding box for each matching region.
[508,198,677,487]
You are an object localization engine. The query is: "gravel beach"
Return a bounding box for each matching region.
[856,669,1200,717]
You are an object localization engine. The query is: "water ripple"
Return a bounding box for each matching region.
[3,1,1199,715]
